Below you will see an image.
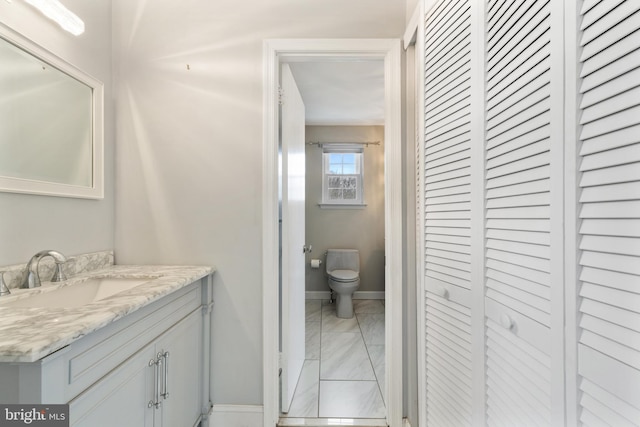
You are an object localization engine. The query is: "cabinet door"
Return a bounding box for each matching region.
[70,344,155,427]
[156,309,203,427]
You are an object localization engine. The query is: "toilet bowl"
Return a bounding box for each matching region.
[326,249,360,319]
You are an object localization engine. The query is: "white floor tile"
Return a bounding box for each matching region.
[306,300,322,322]
[305,321,321,360]
[366,344,385,403]
[354,300,385,314]
[286,360,320,418]
[356,313,385,346]
[320,332,375,380]
[318,381,385,419]
[322,304,359,333]
[286,300,386,421]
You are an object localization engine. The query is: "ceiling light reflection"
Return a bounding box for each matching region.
[23,0,85,36]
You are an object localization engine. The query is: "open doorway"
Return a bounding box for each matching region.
[282,59,386,422]
[263,39,403,427]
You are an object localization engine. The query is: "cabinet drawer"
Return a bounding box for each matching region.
[47,281,202,402]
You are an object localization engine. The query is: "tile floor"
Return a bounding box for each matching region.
[282,299,386,420]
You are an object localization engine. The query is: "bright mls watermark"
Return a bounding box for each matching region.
[0,405,68,426]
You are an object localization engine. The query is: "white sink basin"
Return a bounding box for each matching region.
[2,277,156,309]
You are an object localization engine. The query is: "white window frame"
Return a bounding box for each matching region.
[321,145,365,207]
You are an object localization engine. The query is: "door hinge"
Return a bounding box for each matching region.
[278,85,284,105]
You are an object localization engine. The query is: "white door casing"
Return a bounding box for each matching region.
[279,63,306,413]
[262,39,403,427]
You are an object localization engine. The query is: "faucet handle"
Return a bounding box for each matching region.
[0,272,10,296]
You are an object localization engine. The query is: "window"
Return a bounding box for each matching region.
[322,147,364,206]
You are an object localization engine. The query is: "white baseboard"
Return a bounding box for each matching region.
[305,291,385,300]
[305,291,331,300]
[209,404,263,427]
[353,291,385,300]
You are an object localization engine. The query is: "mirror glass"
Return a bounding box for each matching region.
[0,24,103,199]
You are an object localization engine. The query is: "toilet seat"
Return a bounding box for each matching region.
[328,269,358,282]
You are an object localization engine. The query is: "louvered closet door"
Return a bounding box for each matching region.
[423,0,473,425]
[577,1,640,425]
[484,0,556,425]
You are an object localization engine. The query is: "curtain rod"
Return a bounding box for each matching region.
[306,141,381,147]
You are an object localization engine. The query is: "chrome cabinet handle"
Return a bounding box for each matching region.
[148,358,155,408]
[155,352,163,408]
[161,351,170,400]
[148,357,162,409]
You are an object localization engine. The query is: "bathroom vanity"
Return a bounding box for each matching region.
[0,260,214,427]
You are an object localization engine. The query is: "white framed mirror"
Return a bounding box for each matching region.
[0,23,103,199]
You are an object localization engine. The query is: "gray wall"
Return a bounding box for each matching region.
[0,0,114,266]
[111,0,405,406]
[305,126,385,294]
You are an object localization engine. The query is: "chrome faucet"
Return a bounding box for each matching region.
[21,250,68,289]
[0,272,10,297]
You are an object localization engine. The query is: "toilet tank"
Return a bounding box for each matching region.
[326,249,360,274]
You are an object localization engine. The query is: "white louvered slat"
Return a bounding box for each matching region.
[485,178,549,199]
[580,65,640,111]
[486,134,550,170]
[579,345,640,426]
[426,134,470,161]
[580,219,640,237]
[581,0,602,15]
[580,0,625,30]
[581,379,640,425]
[486,165,551,190]
[580,46,640,93]
[581,2,638,47]
[580,266,640,294]
[578,1,640,424]
[486,228,550,245]
[426,292,473,427]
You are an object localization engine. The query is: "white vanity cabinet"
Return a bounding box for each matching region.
[0,274,213,427]
[71,308,203,427]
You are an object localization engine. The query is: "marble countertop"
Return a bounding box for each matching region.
[0,265,214,363]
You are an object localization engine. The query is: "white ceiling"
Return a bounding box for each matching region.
[288,60,385,126]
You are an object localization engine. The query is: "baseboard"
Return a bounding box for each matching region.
[305,291,385,300]
[209,404,263,427]
[305,291,331,300]
[353,291,385,300]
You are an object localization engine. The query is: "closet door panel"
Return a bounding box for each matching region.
[484,0,557,425]
[423,0,474,424]
[578,0,640,424]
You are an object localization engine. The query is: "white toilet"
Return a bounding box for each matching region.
[326,249,360,319]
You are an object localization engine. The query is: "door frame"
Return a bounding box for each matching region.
[262,39,403,427]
